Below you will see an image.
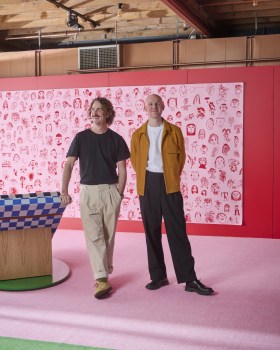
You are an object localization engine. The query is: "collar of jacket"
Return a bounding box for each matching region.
[139,119,172,136]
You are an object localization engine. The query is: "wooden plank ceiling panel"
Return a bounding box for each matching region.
[0,0,279,51]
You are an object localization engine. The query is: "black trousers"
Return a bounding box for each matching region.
[139,171,197,284]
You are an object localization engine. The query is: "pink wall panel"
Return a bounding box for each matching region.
[0,74,111,91]
[1,66,278,238]
[108,70,189,87]
[187,67,274,238]
[0,76,39,91]
[273,66,280,239]
[0,70,188,92]
[36,74,111,89]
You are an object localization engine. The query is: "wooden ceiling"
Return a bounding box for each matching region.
[0,0,280,52]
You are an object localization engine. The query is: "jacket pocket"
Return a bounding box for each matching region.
[167,150,179,166]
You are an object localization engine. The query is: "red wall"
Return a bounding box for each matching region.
[274,66,280,239]
[1,66,279,238]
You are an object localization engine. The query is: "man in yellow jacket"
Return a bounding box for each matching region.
[130,94,214,295]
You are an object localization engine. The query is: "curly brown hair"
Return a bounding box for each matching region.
[88,97,116,126]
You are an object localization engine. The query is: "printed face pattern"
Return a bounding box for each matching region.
[0,83,243,225]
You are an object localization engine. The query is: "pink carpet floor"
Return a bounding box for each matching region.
[1,229,280,350]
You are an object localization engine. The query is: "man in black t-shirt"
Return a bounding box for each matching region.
[61,97,130,299]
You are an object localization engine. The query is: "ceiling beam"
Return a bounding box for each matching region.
[161,0,217,35]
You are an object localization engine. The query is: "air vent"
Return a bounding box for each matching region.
[79,45,119,70]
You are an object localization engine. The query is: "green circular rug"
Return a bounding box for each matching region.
[0,259,70,291]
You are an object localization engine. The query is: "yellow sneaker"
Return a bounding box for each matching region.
[94,280,112,299]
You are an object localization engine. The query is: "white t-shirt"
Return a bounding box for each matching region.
[146,124,164,173]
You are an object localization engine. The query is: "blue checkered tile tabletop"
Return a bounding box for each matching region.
[0,192,66,234]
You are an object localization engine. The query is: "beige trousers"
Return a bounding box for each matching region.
[80,184,122,280]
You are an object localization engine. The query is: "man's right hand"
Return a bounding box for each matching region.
[60,193,72,205]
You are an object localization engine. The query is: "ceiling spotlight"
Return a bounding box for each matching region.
[67,11,84,31]
[183,22,190,31]
[117,3,124,18]
[252,0,258,6]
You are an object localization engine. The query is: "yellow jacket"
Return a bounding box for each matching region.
[130,119,186,196]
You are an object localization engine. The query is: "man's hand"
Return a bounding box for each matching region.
[60,193,73,205]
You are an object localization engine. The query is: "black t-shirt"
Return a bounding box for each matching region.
[66,128,130,185]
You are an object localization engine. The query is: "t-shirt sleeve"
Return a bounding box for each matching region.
[66,134,80,158]
[116,135,130,162]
